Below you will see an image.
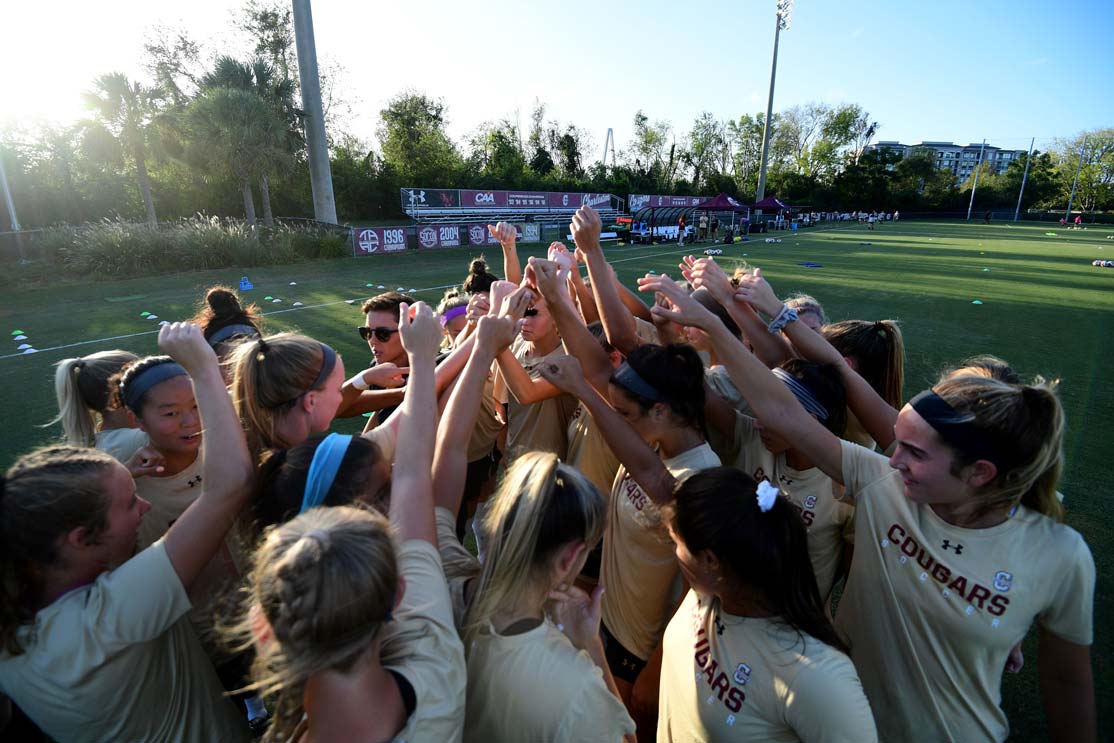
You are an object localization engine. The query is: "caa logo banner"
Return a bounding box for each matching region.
[419,227,439,249]
[474,192,496,205]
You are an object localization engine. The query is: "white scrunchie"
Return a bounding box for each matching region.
[756,481,779,512]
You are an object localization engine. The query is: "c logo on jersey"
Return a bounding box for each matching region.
[733,662,752,685]
[994,571,1013,592]
[803,495,817,509]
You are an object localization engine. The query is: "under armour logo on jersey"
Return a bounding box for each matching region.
[187,475,202,488]
[941,539,964,554]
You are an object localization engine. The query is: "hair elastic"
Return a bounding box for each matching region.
[440,306,468,327]
[613,361,668,403]
[122,362,188,411]
[772,367,829,422]
[909,389,1009,468]
[756,481,779,512]
[300,433,353,513]
[207,323,260,346]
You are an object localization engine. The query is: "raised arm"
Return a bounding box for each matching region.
[530,257,613,395]
[490,221,522,285]
[683,256,794,367]
[158,323,253,591]
[389,302,442,545]
[736,268,898,449]
[573,207,642,355]
[540,356,676,505]
[638,273,845,484]
[432,311,520,517]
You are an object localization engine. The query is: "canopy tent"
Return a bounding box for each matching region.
[749,195,792,211]
[693,193,749,212]
[629,192,750,243]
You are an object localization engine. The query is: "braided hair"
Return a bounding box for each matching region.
[230,506,397,742]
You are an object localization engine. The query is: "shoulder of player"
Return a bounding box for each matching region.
[1010,507,1092,558]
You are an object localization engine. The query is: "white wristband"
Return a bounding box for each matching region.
[347,371,370,390]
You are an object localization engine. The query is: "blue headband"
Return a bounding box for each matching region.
[300,433,353,513]
[772,367,829,422]
[207,323,260,346]
[613,362,668,403]
[123,361,188,411]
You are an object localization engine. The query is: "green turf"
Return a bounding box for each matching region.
[1,219,1110,738]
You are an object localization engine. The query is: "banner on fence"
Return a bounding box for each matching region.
[402,188,616,213]
[354,227,409,255]
[417,225,463,249]
[628,194,711,211]
[402,188,460,210]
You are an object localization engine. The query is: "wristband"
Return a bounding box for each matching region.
[767,304,799,334]
[347,371,370,390]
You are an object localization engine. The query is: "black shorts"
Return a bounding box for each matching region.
[601,622,647,684]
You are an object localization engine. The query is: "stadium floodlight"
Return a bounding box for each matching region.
[755,0,794,204]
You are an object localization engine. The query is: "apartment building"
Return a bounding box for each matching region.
[868,140,1024,182]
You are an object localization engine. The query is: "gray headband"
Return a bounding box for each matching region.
[123,362,188,411]
[207,323,260,347]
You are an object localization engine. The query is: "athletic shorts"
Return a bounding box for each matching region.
[601,622,647,683]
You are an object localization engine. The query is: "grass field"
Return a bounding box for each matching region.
[1,219,1111,739]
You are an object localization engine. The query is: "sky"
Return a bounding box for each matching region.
[3,0,1112,159]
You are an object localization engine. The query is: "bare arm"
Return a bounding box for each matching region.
[540,357,676,505]
[389,303,441,545]
[573,207,641,355]
[490,221,521,285]
[569,265,600,325]
[1039,628,1095,743]
[639,274,845,484]
[432,315,517,517]
[159,324,254,591]
[737,269,898,448]
[683,256,793,367]
[530,258,613,395]
[495,349,563,405]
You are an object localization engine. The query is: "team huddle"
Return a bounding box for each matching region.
[0,206,1095,742]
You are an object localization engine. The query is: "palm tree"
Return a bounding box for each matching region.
[199,56,300,226]
[84,73,160,226]
[186,86,288,229]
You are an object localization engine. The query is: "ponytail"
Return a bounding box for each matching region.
[668,467,848,653]
[823,319,904,409]
[46,351,138,446]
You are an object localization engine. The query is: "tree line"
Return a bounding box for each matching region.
[2,1,1111,231]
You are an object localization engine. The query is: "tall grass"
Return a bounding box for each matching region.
[28,217,350,280]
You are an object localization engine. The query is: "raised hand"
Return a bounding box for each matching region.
[547,241,574,274]
[637,272,717,329]
[688,256,735,304]
[489,280,518,317]
[734,267,783,317]
[466,292,490,322]
[157,322,217,375]
[488,221,517,248]
[475,314,520,354]
[548,581,605,652]
[398,301,441,360]
[537,354,587,395]
[497,284,534,322]
[527,257,569,304]
[569,206,602,254]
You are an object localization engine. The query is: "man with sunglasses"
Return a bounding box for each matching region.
[336,291,415,428]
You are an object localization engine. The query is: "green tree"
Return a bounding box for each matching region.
[83,73,161,226]
[626,110,674,188]
[684,112,728,192]
[186,86,288,228]
[200,56,300,226]
[377,92,462,186]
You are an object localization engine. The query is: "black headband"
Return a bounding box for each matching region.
[909,389,1010,469]
[207,323,260,347]
[273,343,337,407]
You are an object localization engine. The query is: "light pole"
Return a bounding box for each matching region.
[965,139,986,221]
[1013,137,1034,222]
[292,0,338,224]
[1065,135,1088,223]
[755,0,792,204]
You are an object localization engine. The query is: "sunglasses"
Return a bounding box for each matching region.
[524,307,539,317]
[358,326,399,342]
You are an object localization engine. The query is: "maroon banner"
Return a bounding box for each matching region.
[417,224,463,249]
[401,188,460,210]
[354,227,408,255]
[506,191,549,208]
[460,189,508,208]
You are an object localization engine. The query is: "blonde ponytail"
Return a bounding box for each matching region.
[46,351,138,446]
